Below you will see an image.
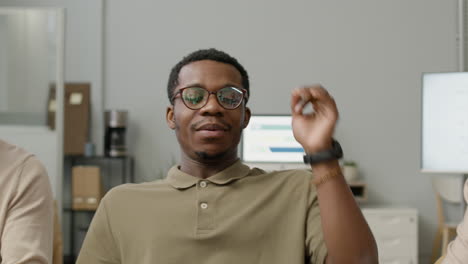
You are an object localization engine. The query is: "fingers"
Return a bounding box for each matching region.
[291,84,337,115]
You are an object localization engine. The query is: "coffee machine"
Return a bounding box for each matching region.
[104,110,128,157]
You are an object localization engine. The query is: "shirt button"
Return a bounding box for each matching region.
[200,202,208,209]
[200,181,207,188]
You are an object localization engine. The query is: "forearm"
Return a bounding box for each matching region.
[313,160,378,264]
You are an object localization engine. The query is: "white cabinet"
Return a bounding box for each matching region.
[362,208,418,264]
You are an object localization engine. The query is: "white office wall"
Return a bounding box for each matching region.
[63,0,103,153]
[0,0,104,154]
[105,0,457,262]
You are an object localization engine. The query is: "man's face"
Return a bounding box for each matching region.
[166,60,251,161]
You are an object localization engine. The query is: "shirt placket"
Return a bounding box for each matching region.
[196,180,216,235]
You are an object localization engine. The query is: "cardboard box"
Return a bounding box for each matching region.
[72,166,102,210]
[48,83,90,155]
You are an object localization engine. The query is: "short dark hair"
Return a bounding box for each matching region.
[167,48,250,104]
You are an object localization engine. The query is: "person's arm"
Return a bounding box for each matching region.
[1,156,54,264]
[442,179,468,264]
[291,85,378,264]
[313,161,377,264]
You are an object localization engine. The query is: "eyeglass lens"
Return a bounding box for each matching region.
[181,87,243,109]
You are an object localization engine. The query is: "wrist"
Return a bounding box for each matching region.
[303,139,333,154]
[311,160,342,186]
[311,159,340,172]
[303,139,343,165]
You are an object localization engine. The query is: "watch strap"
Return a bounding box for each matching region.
[303,139,343,165]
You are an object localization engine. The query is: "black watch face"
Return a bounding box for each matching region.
[332,140,343,158]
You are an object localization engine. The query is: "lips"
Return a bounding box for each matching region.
[195,123,229,131]
[194,122,230,138]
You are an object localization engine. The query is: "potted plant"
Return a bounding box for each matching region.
[342,160,359,183]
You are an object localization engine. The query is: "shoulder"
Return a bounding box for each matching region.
[269,168,314,178]
[249,167,314,183]
[0,139,35,172]
[101,179,172,204]
[247,167,317,194]
[0,140,49,190]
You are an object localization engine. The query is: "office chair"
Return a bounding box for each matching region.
[431,177,462,263]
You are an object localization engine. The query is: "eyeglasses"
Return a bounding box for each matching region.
[172,86,248,110]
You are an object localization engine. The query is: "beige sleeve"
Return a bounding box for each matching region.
[443,179,468,264]
[305,183,328,264]
[1,156,54,264]
[76,195,120,264]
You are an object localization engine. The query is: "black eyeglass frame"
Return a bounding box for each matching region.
[172,86,249,110]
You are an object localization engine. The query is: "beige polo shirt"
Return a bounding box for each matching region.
[0,139,53,264]
[77,160,327,264]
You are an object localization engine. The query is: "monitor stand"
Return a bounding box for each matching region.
[462,174,468,217]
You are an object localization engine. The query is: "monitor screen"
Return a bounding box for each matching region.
[241,115,304,163]
[422,72,468,173]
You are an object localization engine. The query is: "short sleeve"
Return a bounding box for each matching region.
[76,195,120,264]
[1,156,54,264]
[305,183,328,264]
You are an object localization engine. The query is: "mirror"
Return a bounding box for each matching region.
[0,8,59,126]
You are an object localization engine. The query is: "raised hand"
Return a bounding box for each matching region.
[290,85,339,154]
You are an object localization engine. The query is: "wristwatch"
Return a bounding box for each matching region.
[303,139,343,165]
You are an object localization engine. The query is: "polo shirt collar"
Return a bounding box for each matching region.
[166,159,251,189]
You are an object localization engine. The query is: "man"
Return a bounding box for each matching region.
[77,48,378,263]
[0,139,53,263]
[441,178,468,264]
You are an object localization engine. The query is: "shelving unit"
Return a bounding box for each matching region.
[349,182,368,202]
[63,155,134,263]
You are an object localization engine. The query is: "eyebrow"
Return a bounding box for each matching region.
[180,83,242,89]
[180,83,203,89]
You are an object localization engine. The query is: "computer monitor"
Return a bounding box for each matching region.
[421,72,468,173]
[241,115,304,163]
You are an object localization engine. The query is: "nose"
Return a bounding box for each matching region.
[200,93,223,116]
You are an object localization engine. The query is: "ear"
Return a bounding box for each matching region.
[166,106,176,130]
[242,106,251,128]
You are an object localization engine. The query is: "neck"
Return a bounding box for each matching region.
[179,149,239,179]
